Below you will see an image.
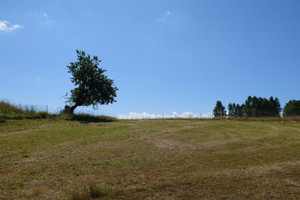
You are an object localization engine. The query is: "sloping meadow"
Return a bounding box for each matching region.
[0,119,299,199]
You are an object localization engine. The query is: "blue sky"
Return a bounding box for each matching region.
[1,0,300,118]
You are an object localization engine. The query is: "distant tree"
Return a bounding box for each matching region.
[244,96,253,117]
[232,103,236,117]
[274,97,281,117]
[228,103,244,118]
[244,96,280,117]
[252,96,259,117]
[213,101,226,118]
[228,103,233,118]
[283,100,300,117]
[66,50,118,114]
[236,104,244,117]
[262,97,270,116]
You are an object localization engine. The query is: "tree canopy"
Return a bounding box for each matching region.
[243,96,280,117]
[66,50,118,114]
[283,100,300,117]
[228,103,244,118]
[226,96,281,118]
[213,101,226,118]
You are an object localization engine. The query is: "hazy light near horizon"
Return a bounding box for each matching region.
[117,112,213,119]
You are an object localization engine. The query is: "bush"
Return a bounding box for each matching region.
[60,105,72,115]
[37,112,48,119]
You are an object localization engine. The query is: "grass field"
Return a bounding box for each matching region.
[0,118,299,199]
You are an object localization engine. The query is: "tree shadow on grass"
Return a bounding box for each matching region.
[70,114,117,124]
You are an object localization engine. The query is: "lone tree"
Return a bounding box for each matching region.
[66,50,118,114]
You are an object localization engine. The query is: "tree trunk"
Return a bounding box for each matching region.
[69,104,78,114]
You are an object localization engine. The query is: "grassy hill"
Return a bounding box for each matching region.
[0,118,299,199]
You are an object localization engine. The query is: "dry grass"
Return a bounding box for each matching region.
[0,119,299,199]
[0,101,51,120]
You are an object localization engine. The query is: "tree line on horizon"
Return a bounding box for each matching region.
[213,96,300,118]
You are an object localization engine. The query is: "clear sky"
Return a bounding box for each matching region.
[1,0,300,118]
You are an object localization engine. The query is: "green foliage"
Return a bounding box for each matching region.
[236,104,244,117]
[243,96,281,117]
[213,101,226,118]
[228,103,233,117]
[228,103,244,118]
[66,50,118,114]
[283,100,300,117]
[228,96,281,118]
[60,105,71,115]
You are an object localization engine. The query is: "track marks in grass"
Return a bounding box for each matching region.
[142,136,240,155]
[210,159,300,177]
[0,124,50,136]
[1,119,300,199]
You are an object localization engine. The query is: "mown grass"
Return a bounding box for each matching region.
[0,118,299,199]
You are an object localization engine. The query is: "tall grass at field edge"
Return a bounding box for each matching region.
[0,101,53,120]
